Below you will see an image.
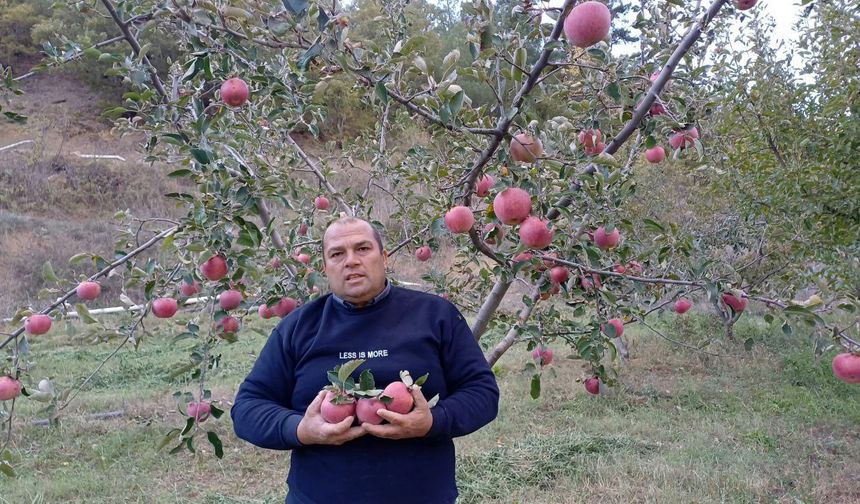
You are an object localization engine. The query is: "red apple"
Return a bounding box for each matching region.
[295,253,311,265]
[76,281,101,301]
[721,292,748,313]
[298,223,308,236]
[24,314,52,335]
[626,261,643,275]
[493,188,532,225]
[578,128,602,148]
[321,391,356,423]
[645,146,666,164]
[603,318,624,337]
[219,289,242,310]
[180,280,201,297]
[444,206,475,233]
[356,397,386,425]
[270,257,282,269]
[273,297,298,317]
[650,101,666,116]
[200,255,228,281]
[669,127,700,150]
[187,400,211,422]
[593,226,621,250]
[0,376,22,401]
[584,376,600,395]
[152,298,179,319]
[218,315,240,336]
[613,264,626,274]
[519,217,554,249]
[314,196,330,210]
[674,298,692,314]
[415,246,432,262]
[734,0,758,10]
[483,222,505,245]
[549,266,569,285]
[382,381,414,414]
[532,345,554,366]
[258,304,275,319]
[832,353,860,384]
[221,77,249,107]
[564,1,611,48]
[513,252,533,266]
[476,175,494,198]
[509,133,544,163]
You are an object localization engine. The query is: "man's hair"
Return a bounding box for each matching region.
[321,217,385,254]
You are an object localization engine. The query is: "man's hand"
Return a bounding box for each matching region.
[363,386,433,439]
[297,390,366,446]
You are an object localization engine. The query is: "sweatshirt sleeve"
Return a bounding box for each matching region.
[230,321,304,450]
[426,305,500,440]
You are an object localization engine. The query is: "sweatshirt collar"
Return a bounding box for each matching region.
[331,280,391,309]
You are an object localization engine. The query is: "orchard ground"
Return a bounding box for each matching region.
[2,312,859,504]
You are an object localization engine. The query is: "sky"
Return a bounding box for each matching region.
[760,0,803,45]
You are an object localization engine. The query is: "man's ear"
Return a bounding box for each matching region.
[382,249,389,269]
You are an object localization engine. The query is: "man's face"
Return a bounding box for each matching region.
[322,221,388,307]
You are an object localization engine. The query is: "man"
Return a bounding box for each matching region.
[231,216,500,504]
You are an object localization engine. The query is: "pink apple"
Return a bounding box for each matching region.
[0,376,22,401]
[219,289,242,310]
[152,298,179,318]
[218,316,240,336]
[476,175,494,198]
[549,266,569,285]
[564,1,611,48]
[187,400,211,422]
[832,353,860,384]
[76,281,101,301]
[721,292,748,313]
[24,314,52,335]
[519,217,554,249]
[382,381,414,414]
[415,246,432,262]
[180,280,201,297]
[444,206,475,233]
[298,223,308,236]
[669,127,700,150]
[221,77,249,107]
[295,253,311,265]
[603,318,624,337]
[626,261,643,275]
[483,222,505,245]
[645,146,665,164]
[532,345,554,366]
[273,297,298,317]
[314,196,330,210]
[321,391,356,423]
[356,397,386,425]
[493,188,532,225]
[200,255,228,281]
[593,226,621,250]
[613,264,626,274]
[584,376,600,395]
[674,298,692,314]
[509,133,544,163]
[258,304,275,319]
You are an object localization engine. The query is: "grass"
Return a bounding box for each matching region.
[2,312,859,504]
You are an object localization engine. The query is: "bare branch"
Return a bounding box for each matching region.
[284,134,353,216]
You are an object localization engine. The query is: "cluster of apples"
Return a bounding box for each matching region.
[320,361,427,426]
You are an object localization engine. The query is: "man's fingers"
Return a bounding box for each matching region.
[339,425,367,443]
[330,415,355,433]
[375,408,402,423]
[363,422,398,439]
[306,390,327,414]
[411,386,428,408]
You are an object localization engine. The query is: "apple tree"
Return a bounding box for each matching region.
[1,0,857,474]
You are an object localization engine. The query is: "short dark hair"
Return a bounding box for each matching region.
[321,217,385,254]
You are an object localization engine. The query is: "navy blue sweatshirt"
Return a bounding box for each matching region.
[231,286,500,504]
